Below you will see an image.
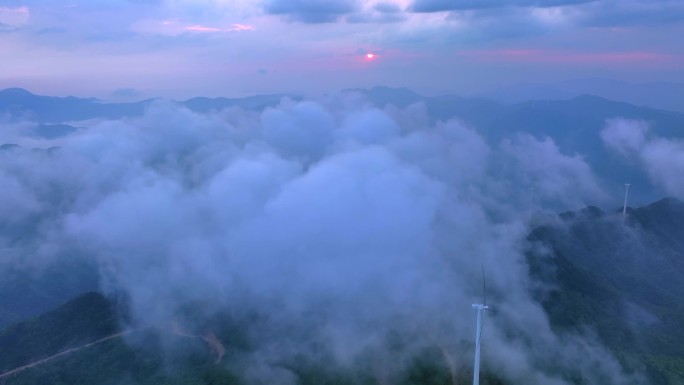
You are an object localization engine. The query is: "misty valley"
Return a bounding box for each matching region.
[1,87,683,385]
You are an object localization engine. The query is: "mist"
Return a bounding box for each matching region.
[602,118,684,200]
[0,94,640,384]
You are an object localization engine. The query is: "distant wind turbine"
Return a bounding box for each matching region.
[472,267,489,385]
[623,183,631,218]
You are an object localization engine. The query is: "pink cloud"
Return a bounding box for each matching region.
[0,6,30,27]
[133,19,255,36]
[457,49,683,66]
[184,24,255,33]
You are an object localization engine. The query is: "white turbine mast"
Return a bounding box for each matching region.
[472,268,489,385]
[623,183,631,218]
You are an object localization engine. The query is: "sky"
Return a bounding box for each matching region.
[0,0,683,99]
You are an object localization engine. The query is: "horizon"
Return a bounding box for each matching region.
[2,77,683,101]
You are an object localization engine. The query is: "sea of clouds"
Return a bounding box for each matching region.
[2,93,671,384]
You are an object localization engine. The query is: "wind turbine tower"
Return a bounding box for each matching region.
[471,302,488,385]
[623,183,631,218]
[472,268,489,385]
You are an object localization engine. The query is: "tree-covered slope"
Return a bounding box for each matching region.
[528,197,684,384]
[0,292,243,385]
[0,292,119,374]
[0,293,508,385]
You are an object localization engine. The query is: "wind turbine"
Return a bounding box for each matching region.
[622,183,631,218]
[472,268,489,385]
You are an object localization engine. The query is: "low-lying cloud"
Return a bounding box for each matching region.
[0,94,637,384]
[602,118,684,200]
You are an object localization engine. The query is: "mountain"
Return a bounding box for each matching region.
[33,124,79,139]
[345,86,506,128]
[0,292,244,385]
[0,88,149,123]
[2,87,683,203]
[527,197,684,385]
[0,292,119,374]
[481,79,684,113]
[346,86,425,108]
[484,95,684,203]
[0,88,294,124]
[351,88,684,204]
[0,292,505,385]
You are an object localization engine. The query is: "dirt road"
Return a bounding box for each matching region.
[0,324,226,380]
[0,330,138,380]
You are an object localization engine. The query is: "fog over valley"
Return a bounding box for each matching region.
[0,87,683,384]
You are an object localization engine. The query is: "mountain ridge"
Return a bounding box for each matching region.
[2,87,683,204]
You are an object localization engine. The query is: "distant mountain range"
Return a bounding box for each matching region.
[0,88,295,124]
[479,78,684,113]
[2,86,683,204]
[351,87,684,205]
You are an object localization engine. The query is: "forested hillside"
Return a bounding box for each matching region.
[528,197,684,384]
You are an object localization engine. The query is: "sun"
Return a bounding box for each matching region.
[365,52,376,60]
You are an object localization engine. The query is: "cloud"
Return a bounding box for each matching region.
[262,0,360,23]
[602,118,684,200]
[347,1,407,23]
[347,11,406,23]
[579,0,684,27]
[374,1,404,13]
[640,138,684,199]
[410,0,596,13]
[380,6,559,48]
[499,134,609,209]
[0,95,637,384]
[401,0,684,49]
[0,6,29,28]
[601,118,648,156]
[458,49,682,64]
[0,167,43,225]
[132,19,255,36]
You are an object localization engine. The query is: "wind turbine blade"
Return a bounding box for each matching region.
[482,264,486,307]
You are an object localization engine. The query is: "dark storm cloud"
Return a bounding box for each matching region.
[262,0,360,23]
[410,0,597,13]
